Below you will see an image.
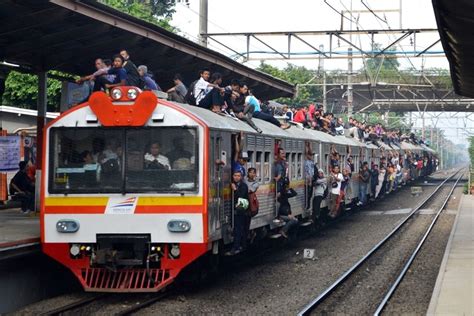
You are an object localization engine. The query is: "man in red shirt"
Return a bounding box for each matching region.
[293,106,308,125]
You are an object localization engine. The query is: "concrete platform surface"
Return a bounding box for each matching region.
[0,208,39,250]
[428,194,474,315]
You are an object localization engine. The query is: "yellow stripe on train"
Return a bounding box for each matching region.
[44,196,203,206]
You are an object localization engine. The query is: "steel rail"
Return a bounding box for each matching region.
[115,292,168,316]
[297,169,461,316]
[40,294,107,316]
[374,172,464,315]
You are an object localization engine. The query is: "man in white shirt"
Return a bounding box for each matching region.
[328,165,343,218]
[144,143,171,170]
[194,69,211,106]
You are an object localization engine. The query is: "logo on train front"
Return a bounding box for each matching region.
[105,197,138,214]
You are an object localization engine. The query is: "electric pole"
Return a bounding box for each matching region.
[347,47,353,116]
[199,0,208,47]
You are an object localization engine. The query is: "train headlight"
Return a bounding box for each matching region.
[70,244,80,256]
[111,88,122,100]
[56,220,80,233]
[127,88,138,100]
[167,220,191,232]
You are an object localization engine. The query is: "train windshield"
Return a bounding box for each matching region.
[48,127,198,194]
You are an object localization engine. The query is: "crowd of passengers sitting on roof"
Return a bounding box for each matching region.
[78,50,290,133]
[78,50,427,146]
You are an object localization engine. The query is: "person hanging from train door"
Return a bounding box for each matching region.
[304,149,315,212]
[337,168,351,216]
[232,133,248,177]
[277,178,298,238]
[245,167,260,246]
[357,162,370,206]
[225,170,249,256]
[328,165,343,219]
[274,147,288,195]
[312,169,327,224]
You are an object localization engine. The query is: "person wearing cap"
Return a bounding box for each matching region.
[232,151,248,177]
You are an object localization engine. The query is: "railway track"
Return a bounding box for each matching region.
[298,169,464,315]
[38,291,168,316]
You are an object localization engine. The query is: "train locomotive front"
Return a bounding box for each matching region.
[41,87,210,292]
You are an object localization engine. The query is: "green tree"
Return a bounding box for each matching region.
[100,0,177,32]
[257,62,321,106]
[3,71,64,112]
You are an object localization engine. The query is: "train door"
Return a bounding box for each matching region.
[209,132,227,242]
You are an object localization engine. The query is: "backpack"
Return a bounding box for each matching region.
[184,80,200,105]
[248,191,259,217]
[322,186,329,199]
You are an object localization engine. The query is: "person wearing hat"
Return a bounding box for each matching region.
[225,170,249,256]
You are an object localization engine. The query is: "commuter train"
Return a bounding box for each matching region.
[41,87,436,292]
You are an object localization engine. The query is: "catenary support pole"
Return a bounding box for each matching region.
[35,71,47,212]
[199,0,208,47]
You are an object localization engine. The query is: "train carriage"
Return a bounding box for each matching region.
[41,87,435,293]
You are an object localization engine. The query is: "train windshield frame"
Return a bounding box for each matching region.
[48,127,199,194]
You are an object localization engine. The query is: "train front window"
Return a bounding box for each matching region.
[125,128,198,192]
[49,127,198,194]
[49,128,124,193]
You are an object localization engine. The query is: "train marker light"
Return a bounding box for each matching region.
[56,220,80,233]
[127,88,138,100]
[170,244,181,258]
[111,88,122,100]
[167,220,191,232]
[70,244,80,256]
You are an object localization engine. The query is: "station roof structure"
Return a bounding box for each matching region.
[0,0,294,99]
[323,85,474,113]
[432,0,474,98]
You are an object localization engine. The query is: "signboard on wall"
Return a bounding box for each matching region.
[0,136,21,171]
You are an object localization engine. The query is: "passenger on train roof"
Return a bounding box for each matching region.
[137,65,161,91]
[197,72,226,113]
[103,54,127,89]
[166,74,188,103]
[119,49,141,87]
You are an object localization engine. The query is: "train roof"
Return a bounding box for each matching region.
[179,103,364,146]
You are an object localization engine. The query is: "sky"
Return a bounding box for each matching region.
[170,0,472,145]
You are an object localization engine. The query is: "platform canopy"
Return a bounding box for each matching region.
[432,0,474,98]
[0,0,294,99]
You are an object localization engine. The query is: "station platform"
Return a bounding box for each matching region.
[0,208,40,260]
[428,194,474,315]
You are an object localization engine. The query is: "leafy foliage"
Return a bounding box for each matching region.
[100,0,177,32]
[3,71,63,112]
[257,62,321,106]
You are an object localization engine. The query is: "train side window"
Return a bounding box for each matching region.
[325,154,329,173]
[247,150,254,168]
[297,153,303,179]
[263,151,271,183]
[255,151,262,181]
[291,153,297,180]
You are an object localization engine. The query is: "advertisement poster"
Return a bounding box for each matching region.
[0,136,21,171]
